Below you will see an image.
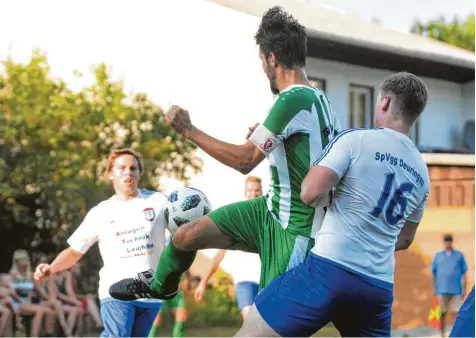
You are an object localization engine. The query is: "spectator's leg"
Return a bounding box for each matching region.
[63,305,79,335]
[448,295,463,334]
[44,310,55,336]
[42,300,62,336]
[85,295,102,328]
[19,303,52,337]
[75,308,84,337]
[0,298,15,337]
[439,295,450,337]
[0,305,11,336]
[49,300,71,336]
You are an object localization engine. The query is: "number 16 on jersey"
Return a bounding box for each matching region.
[369,173,414,226]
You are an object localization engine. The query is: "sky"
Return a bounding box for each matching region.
[304,0,475,32]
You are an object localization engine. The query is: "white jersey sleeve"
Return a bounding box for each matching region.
[67,207,100,254]
[407,192,429,223]
[314,130,356,180]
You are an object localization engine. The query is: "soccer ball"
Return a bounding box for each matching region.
[165,187,212,233]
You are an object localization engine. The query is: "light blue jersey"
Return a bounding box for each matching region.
[312,128,430,284]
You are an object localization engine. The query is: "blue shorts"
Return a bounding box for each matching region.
[450,286,475,337]
[255,253,393,337]
[235,281,259,311]
[12,297,27,310]
[100,298,162,337]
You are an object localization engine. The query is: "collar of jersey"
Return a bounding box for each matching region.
[382,127,411,140]
[280,84,312,94]
[110,189,142,202]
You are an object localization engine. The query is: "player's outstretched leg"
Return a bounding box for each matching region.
[109,216,235,300]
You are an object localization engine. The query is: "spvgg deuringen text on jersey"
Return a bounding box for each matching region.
[374,152,425,187]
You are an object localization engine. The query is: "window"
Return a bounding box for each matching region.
[348,84,373,128]
[309,78,326,92]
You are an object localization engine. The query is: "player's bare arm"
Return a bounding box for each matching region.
[301,166,338,207]
[34,247,83,280]
[395,221,419,251]
[165,105,265,174]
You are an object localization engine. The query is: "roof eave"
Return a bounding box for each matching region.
[307,29,475,70]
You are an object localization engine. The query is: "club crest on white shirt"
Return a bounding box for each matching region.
[143,207,155,222]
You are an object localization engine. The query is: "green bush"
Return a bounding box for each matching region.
[186,272,241,328]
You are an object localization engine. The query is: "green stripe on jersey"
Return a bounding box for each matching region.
[283,133,317,232]
[263,85,338,236]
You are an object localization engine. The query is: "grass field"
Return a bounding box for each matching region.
[153,324,340,337]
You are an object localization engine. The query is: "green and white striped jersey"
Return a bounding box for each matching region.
[250,85,341,237]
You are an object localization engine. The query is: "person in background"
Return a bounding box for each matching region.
[431,234,468,337]
[194,176,263,320]
[69,263,103,330]
[7,250,54,337]
[0,275,16,337]
[53,269,85,335]
[33,254,74,336]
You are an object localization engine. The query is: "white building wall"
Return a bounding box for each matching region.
[306,58,470,150]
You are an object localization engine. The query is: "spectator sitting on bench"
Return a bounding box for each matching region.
[69,264,102,330]
[33,254,76,336]
[1,271,52,337]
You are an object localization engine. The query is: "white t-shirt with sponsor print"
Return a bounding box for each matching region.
[67,189,167,305]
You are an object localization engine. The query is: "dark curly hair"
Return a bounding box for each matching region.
[254,6,307,69]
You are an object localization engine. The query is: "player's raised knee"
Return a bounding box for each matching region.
[172,217,206,250]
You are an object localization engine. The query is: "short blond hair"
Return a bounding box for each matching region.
[245,176,262,184]
[106,148,144,175]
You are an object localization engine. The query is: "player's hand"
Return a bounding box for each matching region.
[246,123,260,139]
[194,281,207,302]
[165,105,193,136]
[34,263,52,280]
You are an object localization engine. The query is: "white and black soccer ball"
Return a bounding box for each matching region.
[164,187,212,233]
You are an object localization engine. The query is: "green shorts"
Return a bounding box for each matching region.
[208,196,314,289]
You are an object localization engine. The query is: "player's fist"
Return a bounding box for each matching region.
[246,123,260,139]
[34,263,51,280]
[194,281,207,302]
[165,105,193,136]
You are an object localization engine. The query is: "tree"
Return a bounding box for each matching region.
[0,51,201,280]
[411,14,475,52]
